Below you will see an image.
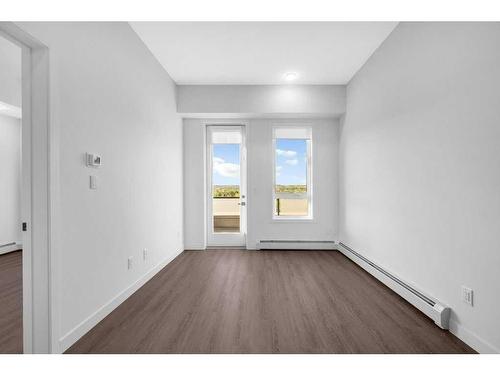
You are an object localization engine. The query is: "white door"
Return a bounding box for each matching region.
[207,125,247,247]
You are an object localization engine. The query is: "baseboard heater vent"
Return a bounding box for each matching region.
[257,240,336,250]
[0,242,22,255]
[338,242,450,330]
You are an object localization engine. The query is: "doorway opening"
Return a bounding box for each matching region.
[0,33,23,354]
[206,125,247,247]
[0,22,52,353]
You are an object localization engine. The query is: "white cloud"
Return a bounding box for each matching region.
[285,159,298,166]
[213,157,240,178]
[276,149,297,158]
[276,165,283,176]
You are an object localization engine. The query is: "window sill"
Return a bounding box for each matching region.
[272,216,315,223]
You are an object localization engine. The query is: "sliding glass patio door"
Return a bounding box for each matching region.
[206,125,247,247]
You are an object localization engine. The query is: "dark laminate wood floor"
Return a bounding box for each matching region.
[0,250,23,354]
[67,250,474,354]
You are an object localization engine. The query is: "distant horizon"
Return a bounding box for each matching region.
[212,139,307,186]
[213,184,306,187]
[275,139,307,186]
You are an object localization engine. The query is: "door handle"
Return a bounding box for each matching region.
[238,202,246,206]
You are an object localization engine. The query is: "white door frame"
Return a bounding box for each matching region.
[0,22,54,353]
[206,123,247,247]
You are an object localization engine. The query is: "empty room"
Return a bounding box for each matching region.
[1,1,500,372]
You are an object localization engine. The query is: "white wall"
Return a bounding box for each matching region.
[16,22,183,351]
[183,118,206,249]
[177,85,346,117]
[0,36,21,107]
[183,118,339,250]
[247,119,339,248]
[340,22,500,353]
[0,114,22,250]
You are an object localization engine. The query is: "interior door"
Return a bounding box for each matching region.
[207,125,247,247]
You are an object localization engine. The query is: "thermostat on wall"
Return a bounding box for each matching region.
[86,153,102,167]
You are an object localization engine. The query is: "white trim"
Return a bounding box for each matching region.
[449,318,499,354]
[337,243,450,329]
[336,242,498,353]
[58,248,183,353]
[0,243,22,255]
[184,246,206,251]
[257,241,336,250]
[267,218,318,224]
[206,122,248,247]
[0,22,52,354]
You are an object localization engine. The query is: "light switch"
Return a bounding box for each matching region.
[90,175,97,190]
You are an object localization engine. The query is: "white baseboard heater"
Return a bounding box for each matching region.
[257,240,336,250]
[337,242,451,330]
[0,242,22,255]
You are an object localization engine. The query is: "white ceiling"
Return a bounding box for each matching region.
[130,22,398,85]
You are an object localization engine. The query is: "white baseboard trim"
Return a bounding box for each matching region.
[336,243,498,354]
[184,246,206,250]
[0,243,22,255]
[449,318,499,354]
[257,240,336,250]
[56,243,498,354]
[58,248,183,353]
[336,243,450,330]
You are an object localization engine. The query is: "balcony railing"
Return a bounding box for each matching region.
[213,197,240,232]
[275,198,308,216]
[212,196,308,221]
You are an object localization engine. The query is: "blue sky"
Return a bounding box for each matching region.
[212,140,307,186]
[275,139,307,186]
[212,144,240,185]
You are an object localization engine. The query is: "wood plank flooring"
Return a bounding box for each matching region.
[67,250,474,354]
[0,250,22,354]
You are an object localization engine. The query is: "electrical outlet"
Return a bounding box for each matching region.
[128,256,133,270]
[143,248,148,261]
[462,286,473,306]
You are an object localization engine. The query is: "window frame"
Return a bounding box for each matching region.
[272,125,313,221]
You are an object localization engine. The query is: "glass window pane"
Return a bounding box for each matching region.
[274,198,309,216]
[212,143,240,233]
[275,139,307,193]
[274,137,310,217]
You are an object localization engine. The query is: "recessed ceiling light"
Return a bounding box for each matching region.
[284,72,298,82]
